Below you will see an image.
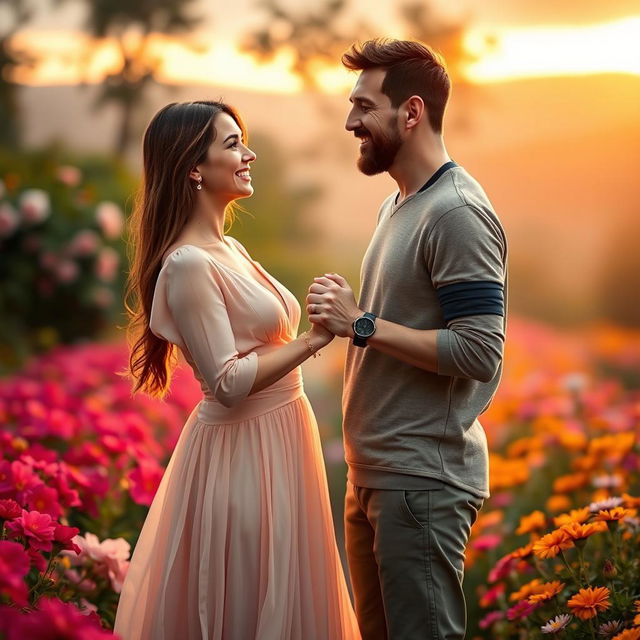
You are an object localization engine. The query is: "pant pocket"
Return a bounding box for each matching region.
[401,488,443,528]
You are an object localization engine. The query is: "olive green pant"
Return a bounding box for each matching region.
[344,481,483,640]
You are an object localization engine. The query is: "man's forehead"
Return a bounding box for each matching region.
[349,68,387,102]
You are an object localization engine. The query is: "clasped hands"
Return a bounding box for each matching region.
[305,274,361,346]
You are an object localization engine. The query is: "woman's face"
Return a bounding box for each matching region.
[196,112,256,202]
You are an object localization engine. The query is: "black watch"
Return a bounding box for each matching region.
[352,312,377,347]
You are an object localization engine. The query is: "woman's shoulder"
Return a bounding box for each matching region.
[161,243,211,270]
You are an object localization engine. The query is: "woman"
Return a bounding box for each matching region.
[114,101,360,640]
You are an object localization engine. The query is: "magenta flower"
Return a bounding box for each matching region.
[6,509,56,551]
[471,533,502,552]
[3,597,117,640]
[127,459,163,505]
[26,484,62,519]
[0,460,41,503]
[488,553,518,583]
[0,540,30,605]
[54,523,81,554]
[479,610,504,629]
[0,498,21,519]
[507,599,540,621]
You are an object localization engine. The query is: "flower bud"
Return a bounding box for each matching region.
[602,558,617,579]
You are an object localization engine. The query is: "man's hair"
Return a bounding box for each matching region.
[342,38,450,133]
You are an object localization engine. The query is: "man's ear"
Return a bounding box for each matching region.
[403,96,425,130]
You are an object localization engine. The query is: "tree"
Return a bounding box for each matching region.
[0,0,38,148]
[67,0,202,157]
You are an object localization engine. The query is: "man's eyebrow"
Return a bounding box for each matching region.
[352,97,374,106]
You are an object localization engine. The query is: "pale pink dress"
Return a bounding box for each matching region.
[113,238,360,640]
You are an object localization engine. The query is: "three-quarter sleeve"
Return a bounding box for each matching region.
[425,205,507,383]
[164,247,258,407]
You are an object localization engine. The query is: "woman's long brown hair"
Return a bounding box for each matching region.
[123,100,247,398]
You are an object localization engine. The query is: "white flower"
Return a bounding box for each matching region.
[541,614,571,634]
[95,201,124,239]
[562,373,588,392]
[589,496,624,512]
[19,189,50,224]
[0,203,19,237]
[592,474,623,489]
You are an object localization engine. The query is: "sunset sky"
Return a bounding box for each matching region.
[9,0,640,91]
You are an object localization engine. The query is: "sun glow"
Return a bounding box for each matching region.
[464,16,640,83]
[10,16,640,92]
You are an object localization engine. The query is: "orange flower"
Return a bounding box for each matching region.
[622,493,640,508]
[516,510,546,535]
[510,578,544,602]
[546,494,572,513]
[594,507,635,522]
[527,580,565,604]
[553,473,589,493]
[510,543,534,559]
[561,521,607,541]
[567,586,610,620]
[533,529,573,559]
[612,629,640,640]
[554,507,591,527]
[634,599,640,613]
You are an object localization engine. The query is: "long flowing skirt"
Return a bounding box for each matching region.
[114,391,360,640]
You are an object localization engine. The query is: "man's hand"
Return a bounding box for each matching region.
[306,273,361,338]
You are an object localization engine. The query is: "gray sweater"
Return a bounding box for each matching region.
[342,166,507,498]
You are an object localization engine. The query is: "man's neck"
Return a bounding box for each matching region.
[390,138,451,203]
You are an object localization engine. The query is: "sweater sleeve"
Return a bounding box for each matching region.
[164,246,258,407]
[425,206,507,383]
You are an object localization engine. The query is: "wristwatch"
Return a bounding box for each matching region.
[352,312,377,347]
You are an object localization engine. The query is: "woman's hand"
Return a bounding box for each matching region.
[307,321,334,351]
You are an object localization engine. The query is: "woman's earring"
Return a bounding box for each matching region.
[196,177,203,190]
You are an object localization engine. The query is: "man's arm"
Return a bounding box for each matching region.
[306,274,503,382]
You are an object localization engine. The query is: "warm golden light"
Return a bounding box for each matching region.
[11,16,640,92]
[464,16,640,83]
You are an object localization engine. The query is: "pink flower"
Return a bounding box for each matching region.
[0,498,22,520]
[6,509,56,551]
[26,546,48,571]
[95,246,119,282]
[0,202,19,237]
[95,201,124,239]
[19,189,50,225]
[65,532,131,593]
[472,533,502,552]
[488,553,518,583]
[67,229,100,257]
[127,459,163,505]
[4,597,116,640]
[479,610,504,629]
[0,540,30,606]
[507,599,539,621]
[55,259,80,284]
[91,286,115,308]
[56,165,82,187]
[0,460,42,503]
[26,484,62,519]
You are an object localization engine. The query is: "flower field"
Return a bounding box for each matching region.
[1,318,639,638]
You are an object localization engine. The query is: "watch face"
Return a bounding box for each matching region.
[354,316,375,338]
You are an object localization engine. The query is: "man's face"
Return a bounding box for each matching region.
[345,68,402,176]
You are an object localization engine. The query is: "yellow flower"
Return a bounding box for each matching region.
[516,510,546,535]
[567,586,610,620]
[533,529,573,559]
[527,580,565,604]
[554,507,591,527]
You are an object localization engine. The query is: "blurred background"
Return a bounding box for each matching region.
[1,0,639,636]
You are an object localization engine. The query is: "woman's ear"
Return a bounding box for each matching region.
[188,168,201,181]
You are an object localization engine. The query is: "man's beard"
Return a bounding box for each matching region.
[356,116,402,176]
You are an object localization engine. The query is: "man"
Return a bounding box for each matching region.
[306,39,507,639]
